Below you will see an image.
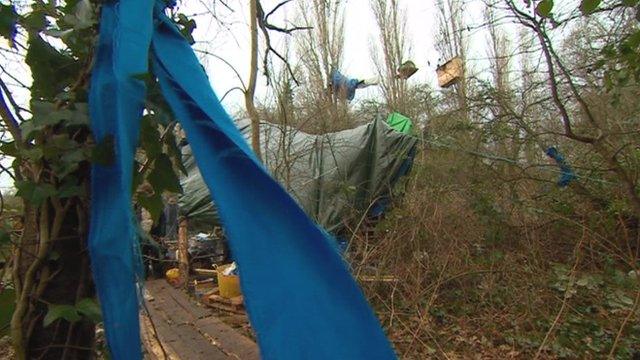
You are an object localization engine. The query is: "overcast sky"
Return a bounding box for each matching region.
[183,0,447,112]
[1,0,495,190]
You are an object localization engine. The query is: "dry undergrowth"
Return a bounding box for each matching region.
[350,151,640,359]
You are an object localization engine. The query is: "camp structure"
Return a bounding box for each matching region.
[436,56,463,88]
[396,60,419,80]
[386,112,413,134]
[178,117,417,235]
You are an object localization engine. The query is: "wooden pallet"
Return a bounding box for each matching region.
[201,288,245,315]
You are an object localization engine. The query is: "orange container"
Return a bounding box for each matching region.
[216,264,241,299]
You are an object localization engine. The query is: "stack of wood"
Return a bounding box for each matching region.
[437,56,463,88]
[199,287,245,314]
[194,274,245,315]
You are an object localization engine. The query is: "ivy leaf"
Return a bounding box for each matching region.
[164,128,187,175]
[138,192,163,223]
[49,251,60,261]
[0,141,18,158]
[0,288,15,337]
[177,14,197,44]
[57,149,87,178]
[25,35,80,101]
[140,115,162,160]
[0,4,17,46]
[580,0,602,14]
[43,304,81,327]
[75,298,102,323]
[0,229,9,245]
[536,0,554,18]
[44,134,78,161]
[66,103,90,126]
[19,121,38,142]
[31,101,89,127]
[622,0,639,6]
[44,28,74,39]
[22,9,47,32]
[20,147,44,161]
[15,181,57,205]
[91,135,115,166]
[131,72,153,82]
[626,29,640,48]
[148,154,182,194]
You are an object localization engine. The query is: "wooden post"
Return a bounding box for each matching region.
[246,0,262,160]
[178,217,189,286]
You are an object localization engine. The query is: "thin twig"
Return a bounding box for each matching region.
[534,232,585,359]
[0,78,22,144]
[607,288,640,359]
[0,77,25,122]
[256,0,309,86]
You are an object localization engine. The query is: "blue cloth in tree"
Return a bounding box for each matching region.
[331,70,361,101]
[88,1,397,359]
[546,146,576,187]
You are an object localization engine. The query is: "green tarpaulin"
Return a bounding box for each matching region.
[386,112,413,134]
[179,117,417,233]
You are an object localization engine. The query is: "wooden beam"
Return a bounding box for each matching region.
[178,217,189,287]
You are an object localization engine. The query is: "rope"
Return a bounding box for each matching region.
[419,136,615,185]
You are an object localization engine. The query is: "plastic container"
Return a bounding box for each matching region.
[165,268,180,281]
[216,264,241,299]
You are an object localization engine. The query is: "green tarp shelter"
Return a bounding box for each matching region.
[179,117,417,233]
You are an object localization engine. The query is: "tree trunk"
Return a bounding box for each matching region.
[11,170,95,359]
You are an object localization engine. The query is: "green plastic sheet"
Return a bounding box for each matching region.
[179,117,417,233]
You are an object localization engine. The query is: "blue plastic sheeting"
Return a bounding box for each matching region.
[88,1,396,359]
[332,70,361,100]
[546,147,576,187]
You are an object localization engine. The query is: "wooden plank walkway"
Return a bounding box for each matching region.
[141,279,260,360]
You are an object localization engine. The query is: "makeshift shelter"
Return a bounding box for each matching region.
[386,112,413,134]
[396,60,419,79]
[330,70,378,101]
[179,117,418,234]
[437,56,463,88]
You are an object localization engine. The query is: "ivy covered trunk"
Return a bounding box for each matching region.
[9,118,100,359]
[0,1,192,358]
[0,1,103,356]
[12,198,96,359]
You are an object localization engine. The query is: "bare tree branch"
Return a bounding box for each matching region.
[0,77,25,123]
[504,0,596,143]
[0,78,22,145]
[256,0,310,86]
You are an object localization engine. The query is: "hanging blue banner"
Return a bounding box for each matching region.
[88,1,396,359]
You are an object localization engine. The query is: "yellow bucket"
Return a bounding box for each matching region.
[165,268,180,281]
[216,264,241,299]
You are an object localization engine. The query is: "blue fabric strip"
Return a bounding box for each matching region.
[88,1,154,357]
[332,70,360,101]
[546,147,576,187]
[89,1,396,359]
